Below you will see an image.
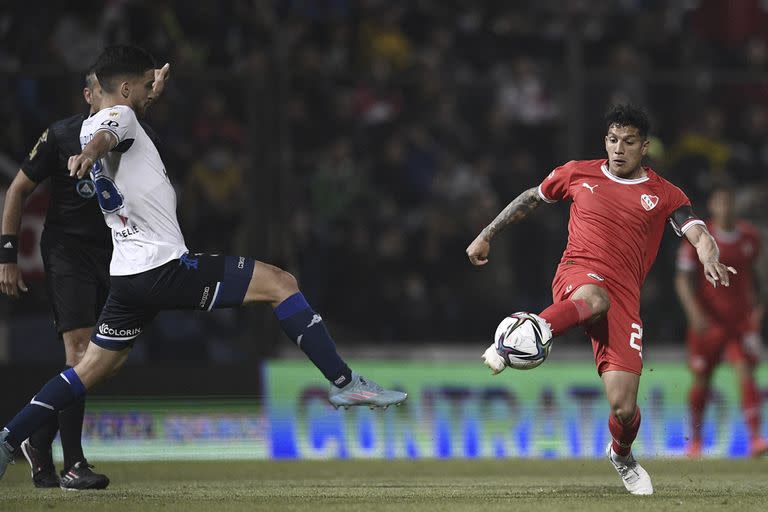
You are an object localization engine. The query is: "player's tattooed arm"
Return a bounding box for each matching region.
[466,187,543,266]
[684,223,737,288]
[481,187,543,242]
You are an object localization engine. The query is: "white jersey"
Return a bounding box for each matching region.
[80,105,188,276]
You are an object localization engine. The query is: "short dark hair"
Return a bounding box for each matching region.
[84,65,98,89]
[93,45,156,93]
[605,104,650,139]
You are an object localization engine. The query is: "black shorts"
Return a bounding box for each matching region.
[40,230,111,334]
[92,253,255,350]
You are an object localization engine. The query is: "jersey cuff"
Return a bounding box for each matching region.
[19,167,44,184]
[680,219,705,235]
[537,185,557,203]
[92,127,120,146]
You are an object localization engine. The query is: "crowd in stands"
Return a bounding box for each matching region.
[1,0,767,356]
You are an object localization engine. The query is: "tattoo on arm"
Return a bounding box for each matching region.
[481,187,543,241]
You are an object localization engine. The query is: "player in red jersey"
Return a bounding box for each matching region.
[466,104,735,495]
[675,182,768,458]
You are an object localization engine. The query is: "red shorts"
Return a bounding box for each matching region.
[552,264,643,375]
[687,320,759,374]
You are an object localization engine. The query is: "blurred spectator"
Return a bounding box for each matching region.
[1,0,768,352]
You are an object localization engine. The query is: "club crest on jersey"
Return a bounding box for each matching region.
[75,179,96,199]
[640,194,659,211]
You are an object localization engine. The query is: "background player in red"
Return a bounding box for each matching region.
[466,104,735,495]
[675,182,768,458]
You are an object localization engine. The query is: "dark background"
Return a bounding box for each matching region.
[1,0,767,380]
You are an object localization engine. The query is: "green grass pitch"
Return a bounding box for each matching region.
[1,458,767,512]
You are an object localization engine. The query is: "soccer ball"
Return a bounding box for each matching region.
[494,312,553,370]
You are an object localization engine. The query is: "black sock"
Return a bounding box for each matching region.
[274,292,352,388]
[59,394,86,470]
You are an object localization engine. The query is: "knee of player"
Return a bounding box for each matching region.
[587,291,610,318]
[274,269,299,296]
[610,402,636,423]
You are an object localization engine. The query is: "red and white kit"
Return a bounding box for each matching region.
[539,159,701,374]
[678,220,761,371]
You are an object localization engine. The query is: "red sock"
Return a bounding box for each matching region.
[689,385,708,443]
[539,299,593,337]
[609,407,641,457]
[741,377,761,440]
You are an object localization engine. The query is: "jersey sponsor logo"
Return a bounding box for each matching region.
[114,223,140,238]
[98,323,142,338]
[582,182,598,194]
[109,111,120,117]
[75,179,96,199]
[101,120,119,127]
[640,194,659,211]
[587,273,604,281]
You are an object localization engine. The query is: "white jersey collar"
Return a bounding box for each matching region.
[600,163,649,184]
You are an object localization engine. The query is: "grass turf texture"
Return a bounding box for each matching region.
[1,459,767,512]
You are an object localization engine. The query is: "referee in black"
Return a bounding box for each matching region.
[0,64,168,489]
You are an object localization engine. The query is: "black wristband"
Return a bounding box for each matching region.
[0,234,18,264]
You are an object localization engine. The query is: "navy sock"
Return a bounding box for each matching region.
[4,368,86,450]
[28,408,59,454]
[274,292,352,387]
[59,394,86,469]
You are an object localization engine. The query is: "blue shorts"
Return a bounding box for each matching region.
[92,253,255,350]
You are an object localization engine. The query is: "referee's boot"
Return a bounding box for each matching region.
[328,372,407,409]
[21,438,59,488]
[59,460,110,490]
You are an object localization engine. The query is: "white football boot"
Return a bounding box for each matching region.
[606,443,653,495]
[481,344,507,374]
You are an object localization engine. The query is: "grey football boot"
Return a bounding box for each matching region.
[328,373,407,409]
[0,428,16,480]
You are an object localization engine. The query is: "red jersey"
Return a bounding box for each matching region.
[677,220,759,325]
[539,159,698,296]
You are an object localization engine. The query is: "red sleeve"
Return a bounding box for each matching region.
[538,161,577,203]
[666,183,691,215]
[676,239,698,272]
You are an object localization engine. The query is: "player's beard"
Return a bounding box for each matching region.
[134,100,149,118]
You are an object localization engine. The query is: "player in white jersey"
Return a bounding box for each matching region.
[0,45,405,478]
[79,104,186,277]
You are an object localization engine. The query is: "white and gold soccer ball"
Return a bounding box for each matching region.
[483,312,553,373]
